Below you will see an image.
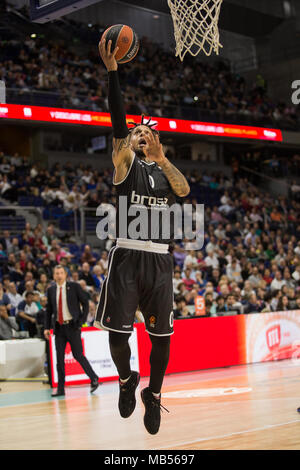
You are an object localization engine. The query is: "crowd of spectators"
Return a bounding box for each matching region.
[0,148,299,338]
[0,8,299,130]
[231,151,300,183]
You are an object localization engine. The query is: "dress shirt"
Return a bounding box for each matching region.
[56,282,73,322]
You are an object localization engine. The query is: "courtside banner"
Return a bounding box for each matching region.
[135,310,300,377]
[49,327,139,387]
[0,104,283,141]
[245,310,300,363]
[48,311,300,386]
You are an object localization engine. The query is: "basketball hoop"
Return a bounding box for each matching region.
[167,0,224,61]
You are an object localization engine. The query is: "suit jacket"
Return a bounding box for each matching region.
[45,281,89,332]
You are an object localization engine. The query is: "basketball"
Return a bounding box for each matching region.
[100,24,139,64]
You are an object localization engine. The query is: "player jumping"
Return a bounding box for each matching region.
[94,39,190,434]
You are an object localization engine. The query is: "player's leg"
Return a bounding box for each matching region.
[140,334,170,434]
[148,334,171,394]
[109,331,140,418]
[109,331,131,380]
[94,247,140,417]
[138,252,174,434]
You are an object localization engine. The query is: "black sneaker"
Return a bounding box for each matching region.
[118,371,140,418]
[141,387,169,435]
[90,377,101,394]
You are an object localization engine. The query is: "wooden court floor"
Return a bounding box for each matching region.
[0,359,300,450]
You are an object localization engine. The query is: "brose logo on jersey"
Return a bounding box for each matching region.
[131,190,168,207]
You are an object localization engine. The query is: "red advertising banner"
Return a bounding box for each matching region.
[48,311,300,386]
[0,104,283,142]
[136,310,300,377]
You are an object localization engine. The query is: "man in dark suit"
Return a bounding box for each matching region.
[44,265,99,397]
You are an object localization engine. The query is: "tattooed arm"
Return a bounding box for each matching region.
[98,38,134,182]
[143,132,190,197]
[159,158,190,197]
[112,136,134,183]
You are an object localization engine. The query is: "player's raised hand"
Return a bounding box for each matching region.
[143,132,165,164]
[98,39,119,72]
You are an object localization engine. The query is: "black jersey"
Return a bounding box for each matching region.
[113,154,176,244]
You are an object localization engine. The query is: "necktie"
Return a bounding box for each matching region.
[58,286,63,325]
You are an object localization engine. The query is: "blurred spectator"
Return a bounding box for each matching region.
[244,293,263,314]
[270,271,286,291]
[86,300,97,326]
[79,262,96,287]
[173,269,183,296]
[226,258,242,284]
[214,295,226,315]
[6,282,23,314]
[81,244,96,265]
[92,265,105,291]
[36,295,48,337]
[226,294,243,315]
[36,273,50,295]
[182,268,196,291]
[0,305,19,340]
[173,297,192,319]
[277,295,291,311]
[17,291,39,337]
[0,283,11,310]
[248,266,262,289]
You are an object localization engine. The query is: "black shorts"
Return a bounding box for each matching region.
[94,245,174,336]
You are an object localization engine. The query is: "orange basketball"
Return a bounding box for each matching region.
[100,24,139,64]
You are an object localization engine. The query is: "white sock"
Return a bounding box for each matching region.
[152,392,160,399]
[120,375,131,384]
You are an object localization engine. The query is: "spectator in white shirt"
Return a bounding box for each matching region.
[214,224,226,240]
[270,271,286,291]
[244,227,257,247]
[7,282,23,311]
[205,236,219,255]
[98,251,108,271]
[204,250,219,270]
[226,258,242,283]
[295,241,300,255]
[183,250,198,270]
[220,191,230,205]
[53,184,68,204]
[41,186,55,204]
[173,270,183,295]
[292,265,300,282]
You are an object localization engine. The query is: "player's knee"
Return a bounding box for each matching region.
[109,331,130,355]
[149,334,171,350]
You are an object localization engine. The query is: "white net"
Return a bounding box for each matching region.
[167,0,224,61]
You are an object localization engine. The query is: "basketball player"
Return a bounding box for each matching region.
[94,39,190,434]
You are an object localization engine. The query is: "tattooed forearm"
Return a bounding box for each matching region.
[113,135,131,153]
[112,135,133,167]
[159,159,190,197]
